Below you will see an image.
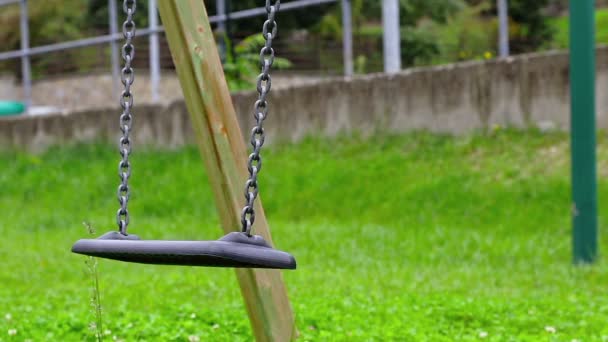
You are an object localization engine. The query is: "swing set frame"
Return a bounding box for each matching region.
[158,1,295,340]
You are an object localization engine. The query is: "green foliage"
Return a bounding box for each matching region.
[88,0,325,36]
[465,0,554,52]
[316,0,369,40]
[222,34,292,92]
[331,0,553,68]
[317,0,464,39]
[205,0,333,34]
[399,0,466,26]
[0,0,561,80]
[415,0,554,62]
[2,131,608,339]
[86,0,151,29]
[0,0,88,78]
[83,223,103,342]
[354,55,368,74]
[400,26,441,66]
[337,0,464,26]
[423,4,497,64]
[546,8,608,49]
[0,0,85,50]
[317,11,343,40]
[507,0,554,53]
[316,0,478,68]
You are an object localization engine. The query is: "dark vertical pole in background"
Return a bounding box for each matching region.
[109,0,120,97]
[497,0,509,58]
[225,0,234,61]
[216,0,227,62]
[341,0,353,76]
[19,0,31,109]
[570,0,598,264]
[149,0,161,103]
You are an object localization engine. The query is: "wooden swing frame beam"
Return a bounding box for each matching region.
[157,1,296,341]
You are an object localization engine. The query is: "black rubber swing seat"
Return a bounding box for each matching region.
[71,231,296,269]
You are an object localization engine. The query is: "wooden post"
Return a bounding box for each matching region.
[157,1,297,340]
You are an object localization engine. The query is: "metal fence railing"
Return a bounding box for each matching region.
[0,0,353,110]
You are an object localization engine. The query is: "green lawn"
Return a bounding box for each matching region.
[548,8,608,49]
[1,130,608,341]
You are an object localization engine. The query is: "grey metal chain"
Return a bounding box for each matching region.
[241,0,281,236]
[116,0,136,235]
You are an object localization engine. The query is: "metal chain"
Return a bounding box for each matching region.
[116,0,136,235]
[241,0,280,236]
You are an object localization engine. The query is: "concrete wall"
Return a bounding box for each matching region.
[0,72,322,111]
[2,47,608,151]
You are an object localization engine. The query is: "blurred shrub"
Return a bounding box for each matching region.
[466,0,554,53]
[87,0,151,29]
[317,0,370,40]
[423,4,496,64]
[400,26,441,66]
[0,0,85,50]
[222,33,292,91]
[204,0,332,34]
[400,0,466,26]
[316,0,465,68]
[0,0,87,78]
[507,0,553,53]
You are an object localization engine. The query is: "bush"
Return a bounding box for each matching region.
[400,0,466,26]
[0,0,88,79]
[507,0,554,53]
[466,0,554,53]
[424,4,496,64]
[400,26,441,66]
[87,0,151,29]
[222,34,292,91]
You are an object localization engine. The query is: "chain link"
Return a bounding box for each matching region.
[116,0,136,235]
[241,0,280,235]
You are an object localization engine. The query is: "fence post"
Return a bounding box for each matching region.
[382,0,401,73]
[149,0,160,102]
[497,0,509,58]
[109,0,120,97]
[216,0,227,61]
[19,0,31,109]
[570,0,598,264]
[341,0,354,76]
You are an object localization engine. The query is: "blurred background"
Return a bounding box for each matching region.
[2,1,608,341]
[0,0,601,111]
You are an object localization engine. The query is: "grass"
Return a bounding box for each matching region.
[1,129,608,341]
[83,223,104,342]
[547,8,608,49]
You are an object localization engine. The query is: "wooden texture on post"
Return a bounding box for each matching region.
[156,1,296,340]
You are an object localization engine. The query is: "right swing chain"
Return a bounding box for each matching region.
[241,0,281,236]
[116,0,137,235]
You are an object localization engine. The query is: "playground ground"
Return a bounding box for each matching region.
[1,129,608,341]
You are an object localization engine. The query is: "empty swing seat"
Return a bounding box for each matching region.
[72,231,296,269]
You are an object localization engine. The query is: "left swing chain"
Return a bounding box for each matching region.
[116,0,136,235]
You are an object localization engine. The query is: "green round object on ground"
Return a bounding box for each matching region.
[0,101,25,116]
